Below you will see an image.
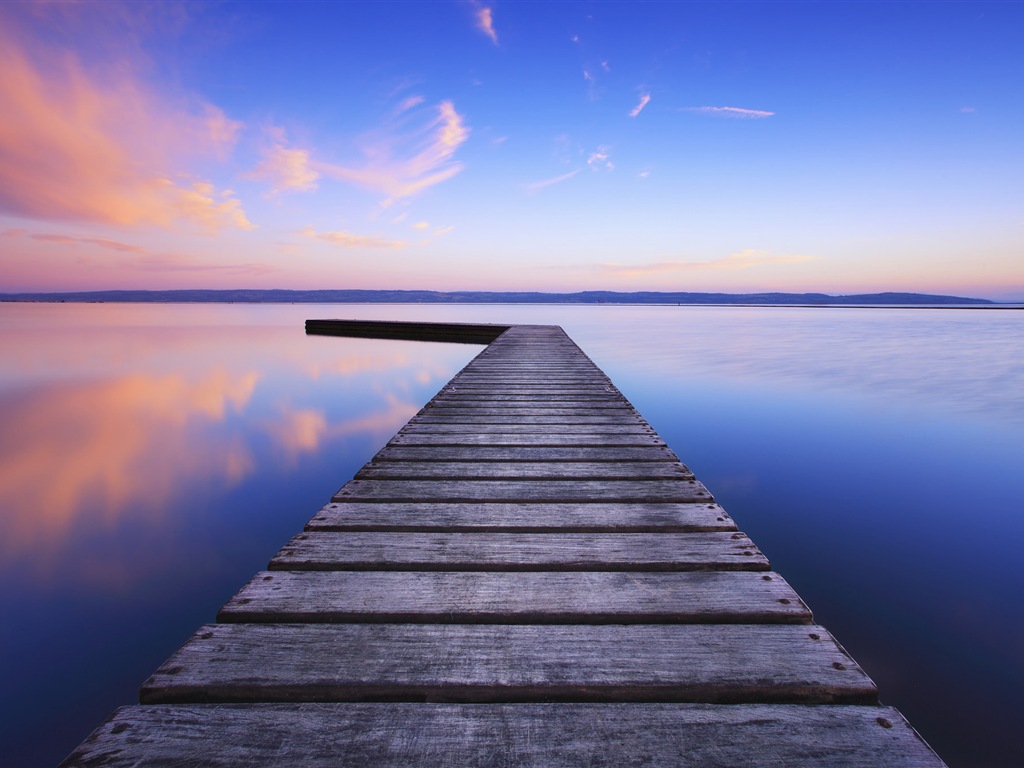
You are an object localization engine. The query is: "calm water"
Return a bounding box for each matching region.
[2,303,1022,767]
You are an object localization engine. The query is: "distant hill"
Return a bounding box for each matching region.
[0,289,996,305]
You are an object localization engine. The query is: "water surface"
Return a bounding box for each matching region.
[2,303,1021,767]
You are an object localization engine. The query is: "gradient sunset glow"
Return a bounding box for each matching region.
[1,2,1021,300]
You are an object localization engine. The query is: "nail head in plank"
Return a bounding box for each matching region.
[372,445,681,462]
[389,433,667,446]
[332,478,713,503]
[218,570,811,624]
[60,703,945,768]
[269,531,765,571]
[139,623,876,705]
[306,501,735,533]
[355,461,693,480]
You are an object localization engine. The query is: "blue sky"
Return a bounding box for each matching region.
[1,1,1021,298]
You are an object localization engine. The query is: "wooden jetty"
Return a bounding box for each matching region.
[61,321,945,767]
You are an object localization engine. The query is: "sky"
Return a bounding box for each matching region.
[0,1,1021,300]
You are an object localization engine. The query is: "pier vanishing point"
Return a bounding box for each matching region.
[61,320,946,767]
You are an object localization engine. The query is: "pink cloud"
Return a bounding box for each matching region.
[0,22,250,230]
[524,168,583,193]
[300,227,406,249]
[472,2,498,44]
[685,106,775,119]
[317,100,470,205]
[629,93,651,118]
[247,139,320,195]
[29,233,149,254]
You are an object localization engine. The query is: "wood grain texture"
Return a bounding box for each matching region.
[305,501,736,533]
[139,623,876,705]
[218,570,810,624]
[355,461,693,480]
[423,403,634,412]
[372,445,680,462]
[429,393,629,402]
[332,478,712,502]
[409,415,645,425]
[62,703,945,768]
[269,531,766,571]
[388,432,667,446]
[394,423,657,435]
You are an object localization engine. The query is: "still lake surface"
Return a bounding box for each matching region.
[2,302,1022,767]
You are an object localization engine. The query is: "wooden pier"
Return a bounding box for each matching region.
[61,322,945,766]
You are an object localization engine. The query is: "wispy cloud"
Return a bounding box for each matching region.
[0,22,250,231]
[601,249,816,277]
[317,100,470,205]
[5,228,268,276]
[172,181,255,232]
[524,168,583,193]
[246,129,319,195]
[587,146,613,170]
[397,95,426,113]
[300,226,406,249]
[629,93,651,118]
[684,106,775,119]
[471,2,498,44]
[132,253,274,276]
[28,233,149,254]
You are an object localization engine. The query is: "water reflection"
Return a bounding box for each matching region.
[3,302,1022,768]
[0,303,479,767]
[1,371,258,562]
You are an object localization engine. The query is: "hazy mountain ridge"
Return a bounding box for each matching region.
[0,289,996,305]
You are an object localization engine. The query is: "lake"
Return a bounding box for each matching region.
[2,302,1022,767]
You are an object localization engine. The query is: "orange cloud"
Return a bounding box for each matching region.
[0,21,250,230]
[300,226,406,249]
[246,128,320,195]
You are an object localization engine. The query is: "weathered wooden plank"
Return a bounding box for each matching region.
[60,703,946,768]
[139,623,875,705]
[305,501,736,533]
[409,418,646,428]
[388,432,667,446]
[332,478,712,502]
[218,570,810,624]
[448,378,611,386]
[373,445,679,462]
[424,403,633,412]
[396,423,657,435]
[355,461,693,480]
[431,393,629,402]
[440,386,619,394]
[269,531,765,571]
